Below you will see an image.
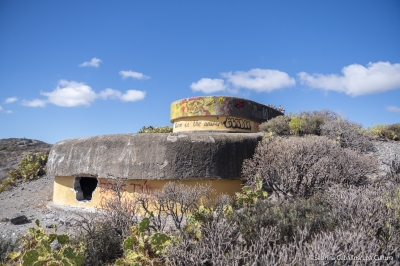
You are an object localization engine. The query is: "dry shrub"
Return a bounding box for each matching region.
[259,115,291,135]
[300,115,325,135]
[165,185,400,265]
[297,110,334,135]
[327,183,400,239]
[165,193,400,265]
[136,182,214,232]
[387,154,400,183]
[214,194,233,210]
[260,110,338,136]
[260,109,375,154]
[165,219,247,266]
[320,118,374,153]
[233,195,336,245]
[99,176,139,237]
[72,180,215,266]
[76,176,137,265]
[163,176,400,265]
[298,110,375,153]
[78,215,124,266]
[242,136,379,197]
[240,226,399,265]
[300,109,339,123]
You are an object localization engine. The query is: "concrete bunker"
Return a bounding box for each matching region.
[74,177,98,201]
[47,96,283,209]
[170,96,283,133]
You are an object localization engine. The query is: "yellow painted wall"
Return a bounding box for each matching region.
[171,96,220,119]
[53,176,243,209]
[173,116,260,133]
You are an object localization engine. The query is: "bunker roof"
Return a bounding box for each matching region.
[47,133,263,180]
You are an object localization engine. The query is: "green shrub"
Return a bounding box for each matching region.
[138,126,173,133]
[261,110,338,136]
[288,116,302,135]
[299,113,325,135]
[368,123,400,141]
[235,176,267,207]
[387,123,400,140]
[261,110,376,153]
[8,153,48,181]
[0,178,14,193]
[259,115,291,135]
[0,153,48,193]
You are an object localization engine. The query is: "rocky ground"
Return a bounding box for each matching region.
[0,138,399,242]
[0,175,90,240]
[0,138,88,241]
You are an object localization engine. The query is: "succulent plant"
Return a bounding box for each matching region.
[6,220,85,266]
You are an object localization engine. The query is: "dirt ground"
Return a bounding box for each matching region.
[0,175,93,240]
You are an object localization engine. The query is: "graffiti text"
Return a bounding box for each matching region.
[222,117,251,130]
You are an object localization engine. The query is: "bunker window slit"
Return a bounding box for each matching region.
[74,177,98,201]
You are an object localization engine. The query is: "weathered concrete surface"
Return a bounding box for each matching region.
[47,133,263,180]
[170,96,283,123]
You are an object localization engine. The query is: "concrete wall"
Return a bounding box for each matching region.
[53,176,242,209]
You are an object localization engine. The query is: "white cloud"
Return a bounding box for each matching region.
[5,97,17,104]
[120,90,146,102]
[41,80,97,107]
[99,88,122,99]
[190,78,227,94]
[99,88,146,102]
[22,81,146,108]
[0,105,13,113]
[119,70,150,80]
[221,68,296,92]
[22,99,47,107]
[386,106,400,113]
[297,61,400,97]
[79,57,102,68]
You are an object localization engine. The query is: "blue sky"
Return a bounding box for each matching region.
[1,0,399,144]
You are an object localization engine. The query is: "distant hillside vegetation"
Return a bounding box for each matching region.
[0,138,52,182]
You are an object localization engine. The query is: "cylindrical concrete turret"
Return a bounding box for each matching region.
[170,96,283,133]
